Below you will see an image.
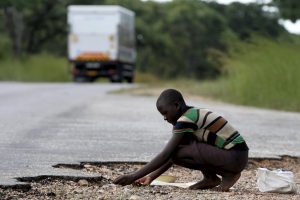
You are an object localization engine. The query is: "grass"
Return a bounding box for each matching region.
[132,35,300,112]
[0,54,71,82]
[218,35,300,111]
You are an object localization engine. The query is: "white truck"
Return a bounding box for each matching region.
[67,5,136,82]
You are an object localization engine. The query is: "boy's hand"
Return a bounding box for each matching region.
[135,176,152,185]
[113,174,136,186]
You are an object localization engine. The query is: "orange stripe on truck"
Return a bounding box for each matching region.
[75,52,110,61]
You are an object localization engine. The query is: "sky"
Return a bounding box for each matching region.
[143,0,300,34]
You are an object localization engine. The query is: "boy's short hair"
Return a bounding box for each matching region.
[157,89,185,106]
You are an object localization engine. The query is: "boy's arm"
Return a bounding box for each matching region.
[113,134,184,186]
[135,160,173,185]
[138,159,173,184]
[148,159,173,180]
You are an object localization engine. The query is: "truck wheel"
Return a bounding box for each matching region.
[110,68,123,83]
[125,76,134,83]
[110,74,123,83]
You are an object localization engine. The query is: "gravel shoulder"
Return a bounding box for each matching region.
[1,157,299,200]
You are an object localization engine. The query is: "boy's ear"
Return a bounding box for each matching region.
[174,101,180,110]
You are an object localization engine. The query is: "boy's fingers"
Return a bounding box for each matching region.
[113,178,118,184]
[113,179,119,184]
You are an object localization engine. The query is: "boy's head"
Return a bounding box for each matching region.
[156,89,186,125]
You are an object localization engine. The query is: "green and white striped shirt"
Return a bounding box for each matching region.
[173,107,247,150]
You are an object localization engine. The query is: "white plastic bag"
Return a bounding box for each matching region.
[257,168,298,194]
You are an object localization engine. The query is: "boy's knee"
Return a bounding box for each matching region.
[171,147,200,170]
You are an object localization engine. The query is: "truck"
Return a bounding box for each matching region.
[67,5,136,83]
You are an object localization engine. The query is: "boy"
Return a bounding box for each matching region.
[113,89,248,191]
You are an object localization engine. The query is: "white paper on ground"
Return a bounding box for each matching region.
[150,180,197,188]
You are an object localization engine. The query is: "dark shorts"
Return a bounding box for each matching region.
[191,141,248,176]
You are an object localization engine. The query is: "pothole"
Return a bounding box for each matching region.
[0,157,299,200]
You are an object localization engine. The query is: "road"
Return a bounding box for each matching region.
[0,82,300,186]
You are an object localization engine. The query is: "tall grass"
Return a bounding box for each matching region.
[221,35,300,111]
[0,54,71,82]
[157,35,300,112]
[170,35,299,112]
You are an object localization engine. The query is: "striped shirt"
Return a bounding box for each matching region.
[173,107,247,150]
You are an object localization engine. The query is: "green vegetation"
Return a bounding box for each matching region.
[158,35,300,112]
[273,0,300,22]
[222,35,300,111]
[0,54,70,82]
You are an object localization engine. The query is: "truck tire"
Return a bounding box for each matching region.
[110,64,123,83]
[110,74,123,83]
[125,76,134,83]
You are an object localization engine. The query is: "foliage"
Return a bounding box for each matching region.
[120,0,227,79]
[191,35,300,112]
[0,0,288,80]
[207,2,284,40]
[272,0,300,22]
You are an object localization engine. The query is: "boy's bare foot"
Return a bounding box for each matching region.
[189,176,221,190]
[212,172,241,192]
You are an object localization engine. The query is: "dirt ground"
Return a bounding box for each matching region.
[0,156,299,200]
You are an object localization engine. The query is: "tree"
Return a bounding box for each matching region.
[208,2,283,39]
[162,0,226,78]
[0,0,70,57]
[0,0,26,57]
[24,0,68,55]
[272,0,300,22]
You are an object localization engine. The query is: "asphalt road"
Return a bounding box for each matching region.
[1,82,300,186]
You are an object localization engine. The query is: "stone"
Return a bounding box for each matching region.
[84,164,92,168]
[129,195,142,200]
[78,179,89,186]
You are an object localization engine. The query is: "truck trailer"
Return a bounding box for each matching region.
[67,5,136,82]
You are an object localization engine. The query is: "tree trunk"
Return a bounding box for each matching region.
[4,6,24,58]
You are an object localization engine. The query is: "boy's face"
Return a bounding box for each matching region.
[157,101,181,125]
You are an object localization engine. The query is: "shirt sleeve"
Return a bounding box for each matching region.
[172,121,198,135]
